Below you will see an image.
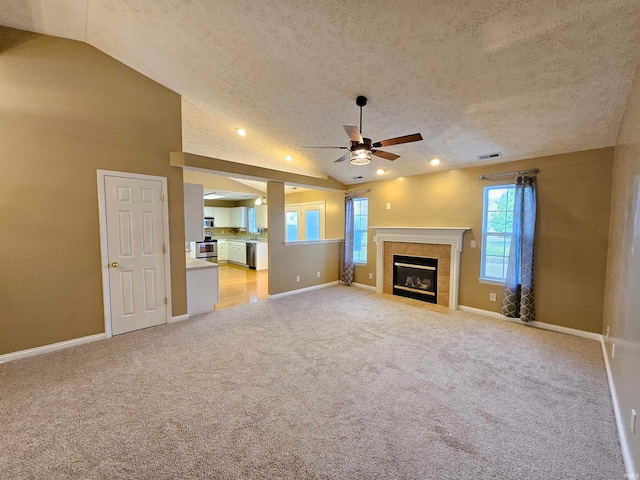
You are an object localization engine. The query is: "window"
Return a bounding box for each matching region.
[481,185,515,282]
[305,209,320,241]
[248,207,257,234]
[285,202,325,241]
[285,211,298,242]
[353,198,368,264]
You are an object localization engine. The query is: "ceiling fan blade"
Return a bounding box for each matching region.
[302,146,349,149]
[371,149,400,161]
[373,133,423,148]
[343,125,363,143]
[334,152,351,163]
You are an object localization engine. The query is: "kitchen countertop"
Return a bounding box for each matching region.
[186,257,219,270]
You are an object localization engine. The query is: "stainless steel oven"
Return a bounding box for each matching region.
[194,240,218,263]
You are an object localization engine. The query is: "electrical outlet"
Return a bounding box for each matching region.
[221,230,224,234]
[612,343,616,358]
[490,293,497,302]
[316,272,320,278]
[296,275,300,282]
[606,325,610,337]
[386,203,391,209]
[471,240,477,248]
[632,409,637,434]
[368,273,373,279]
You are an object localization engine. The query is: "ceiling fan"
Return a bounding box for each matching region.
[303,96,423,165]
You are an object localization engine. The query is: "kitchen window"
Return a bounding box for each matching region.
[481,185,515,283]
[248,207,257,234]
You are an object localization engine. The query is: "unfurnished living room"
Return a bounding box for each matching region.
[1,1,639,479]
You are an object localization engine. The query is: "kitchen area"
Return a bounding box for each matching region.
[183,178,270,316]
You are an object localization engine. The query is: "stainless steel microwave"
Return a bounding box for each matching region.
[204,217,215,228]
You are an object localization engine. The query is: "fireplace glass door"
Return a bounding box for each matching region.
[392,255,438,303]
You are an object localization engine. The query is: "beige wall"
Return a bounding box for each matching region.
[267,182,341,294]
[603,61,640,470]
[0,27,186,355]
[351,148,613,333]
[285,189,345,240]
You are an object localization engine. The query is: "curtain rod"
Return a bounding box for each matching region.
[345,188,371,196]
[479,168,539,180]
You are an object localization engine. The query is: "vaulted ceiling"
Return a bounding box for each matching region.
[3,0,640,184]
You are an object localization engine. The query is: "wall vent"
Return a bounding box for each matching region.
[477,152,503,160]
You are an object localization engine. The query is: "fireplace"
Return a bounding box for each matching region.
[373,227,469,309]
[392,255,438,303]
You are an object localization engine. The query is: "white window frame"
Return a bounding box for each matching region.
[480,185,515,284]
[353,197,368,265]
[285,201,326,241]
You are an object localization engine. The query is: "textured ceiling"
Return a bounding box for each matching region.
[3,0,640,184]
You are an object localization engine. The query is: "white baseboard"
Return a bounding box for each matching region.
[267,281,340,299]
[601,337,636,477]
[0,333,106,364]
[169,314,190,323]
[457,305,602,341]
[351,282,376,291]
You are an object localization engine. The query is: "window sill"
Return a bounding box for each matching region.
[354,261,367,266]
[479,278,505,287]
[284,238,343,245]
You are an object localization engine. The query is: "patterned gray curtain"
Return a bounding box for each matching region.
[341,195,355,285]
[501,176,537,322]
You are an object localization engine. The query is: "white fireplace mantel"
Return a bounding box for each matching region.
[371,226,470,309]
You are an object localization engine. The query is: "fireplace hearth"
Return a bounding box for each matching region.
[392,255,438,303]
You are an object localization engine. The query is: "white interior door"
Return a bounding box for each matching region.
[104,175,167,335]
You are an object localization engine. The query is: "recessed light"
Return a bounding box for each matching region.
[236,128,247,136]
[376,169,385,175]
[285,155,293,161]
[430,158,441,166]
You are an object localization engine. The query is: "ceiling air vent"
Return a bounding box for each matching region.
[477,152,503,160]
[351,175,364,180]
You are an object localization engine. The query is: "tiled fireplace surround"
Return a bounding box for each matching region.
[372,227,469,310]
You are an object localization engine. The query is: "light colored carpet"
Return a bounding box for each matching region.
[0,286,623,479]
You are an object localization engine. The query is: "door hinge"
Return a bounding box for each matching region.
[164,297,168,305]
[160,193,165,201]
[163,244,166,254]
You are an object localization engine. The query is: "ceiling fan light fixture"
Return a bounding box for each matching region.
[349,149,372,165]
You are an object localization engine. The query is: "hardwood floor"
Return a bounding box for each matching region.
[216,263,269,310]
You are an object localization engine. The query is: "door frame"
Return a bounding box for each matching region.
[97,170,173,338]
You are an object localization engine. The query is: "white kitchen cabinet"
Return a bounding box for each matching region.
[256,242,268,270]
[212,207,230,227]
[204,206,215,218]
[184,183,204,242]
[230,207,248,228]
[255,204,268,229]
[217,240,227,261]
[228,240,247,265]
[186,257,220,315]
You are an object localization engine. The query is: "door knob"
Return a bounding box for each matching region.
[111,262,119,267]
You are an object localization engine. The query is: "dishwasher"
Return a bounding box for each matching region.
[246,242,257,269]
